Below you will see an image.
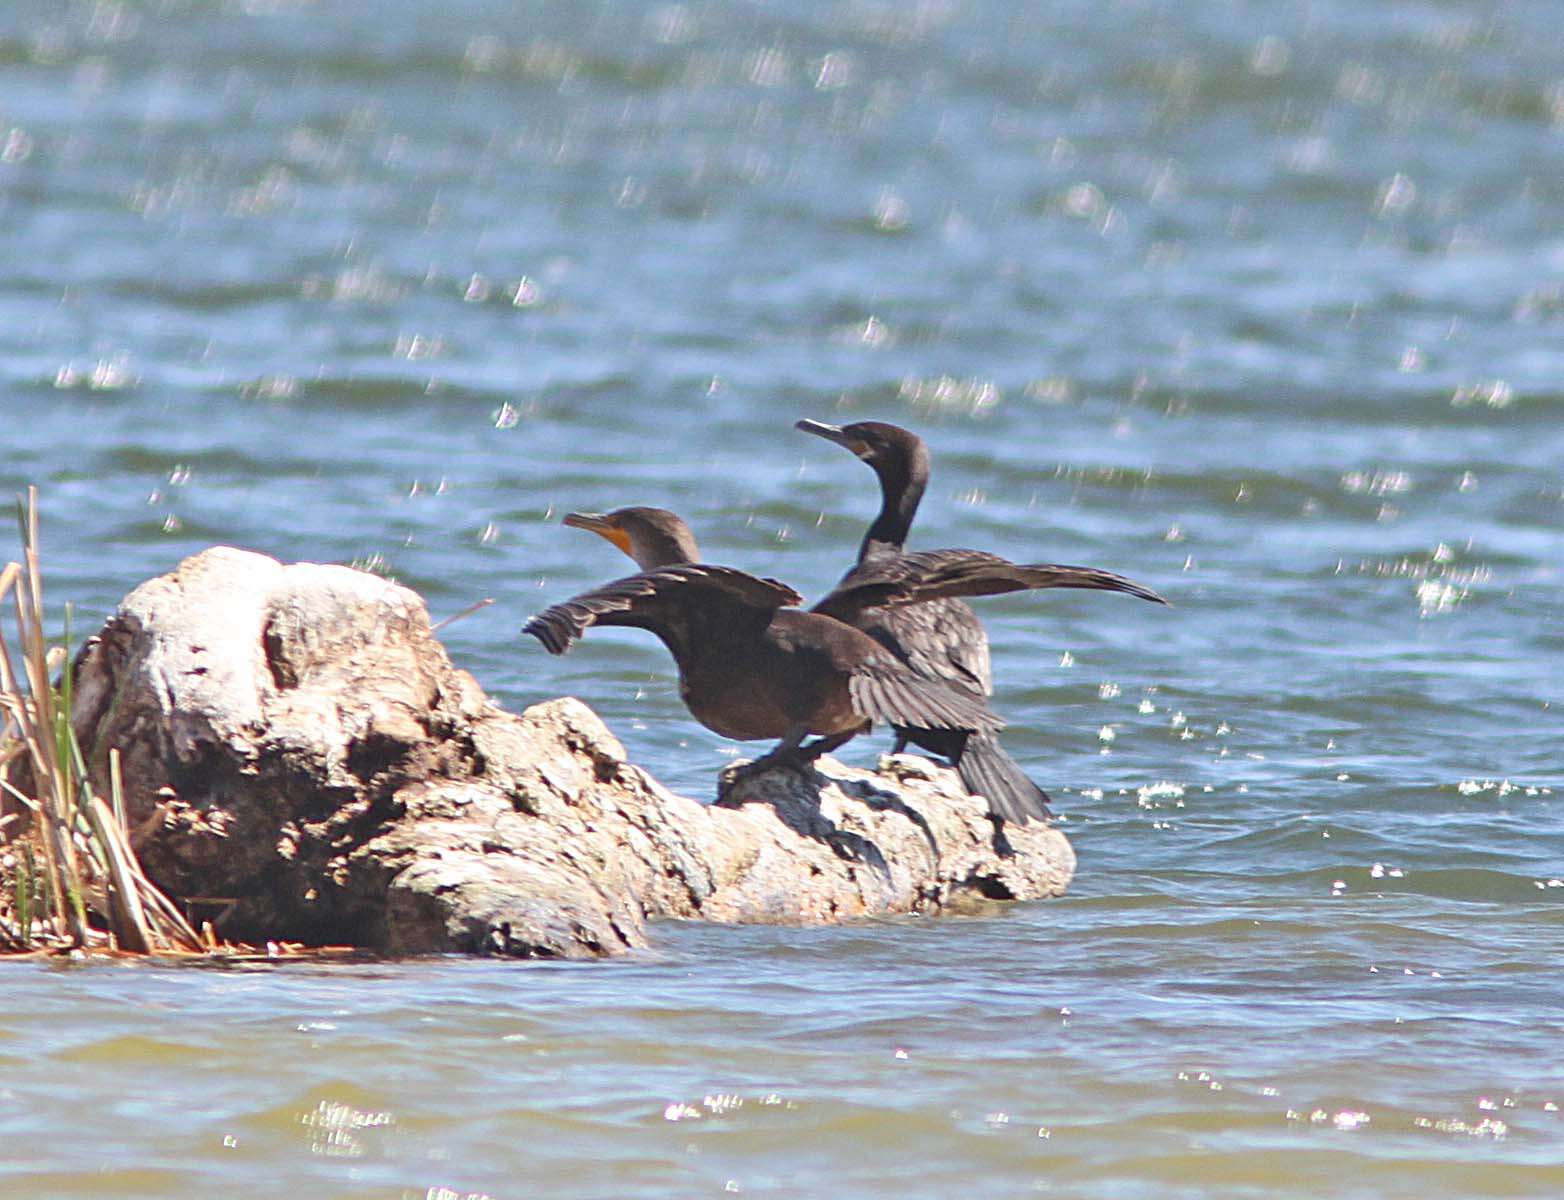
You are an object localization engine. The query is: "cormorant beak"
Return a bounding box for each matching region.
[795,418,872,460]
[563,511,633,557]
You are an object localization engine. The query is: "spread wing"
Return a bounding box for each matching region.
[847,657,1003,734]
[815,549,1168,622]
[866,597,993,697]
[523,564,803,656]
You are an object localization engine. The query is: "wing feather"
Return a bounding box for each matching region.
[866,598,992,696]
[816,548,1168,618]
[523,564,802,656]
[847,659,1004,734]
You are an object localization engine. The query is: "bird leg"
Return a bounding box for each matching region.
[718,724,864,801]
[752,724,811,770]
[795,726,861,763]
[719,725,813,794]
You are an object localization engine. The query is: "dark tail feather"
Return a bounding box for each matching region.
[955,731,1053,824]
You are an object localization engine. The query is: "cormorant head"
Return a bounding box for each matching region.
[563,506,701,571]
[795,419,930,487]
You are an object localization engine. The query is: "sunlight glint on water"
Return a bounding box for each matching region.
[0,0,1561,1196]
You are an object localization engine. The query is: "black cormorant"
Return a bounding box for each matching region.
[795,419,1167,822]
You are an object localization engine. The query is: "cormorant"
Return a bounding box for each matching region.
[530,512,997,777]
[796,419,1168,822]
[546,507,1163,819]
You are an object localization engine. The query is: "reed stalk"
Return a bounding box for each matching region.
[0,488,203,955]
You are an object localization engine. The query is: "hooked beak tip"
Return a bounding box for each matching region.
[795,418,844,440]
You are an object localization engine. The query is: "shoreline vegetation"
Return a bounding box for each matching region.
[0,490,343,962]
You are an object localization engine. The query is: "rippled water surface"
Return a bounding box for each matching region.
[2,0,1562,1195]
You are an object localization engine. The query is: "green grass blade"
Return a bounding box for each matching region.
[60,600,72,729]
[15,842,32,945]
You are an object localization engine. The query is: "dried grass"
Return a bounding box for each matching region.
[0,488,205,955]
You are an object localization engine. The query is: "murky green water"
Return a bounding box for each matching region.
[1,0,1561,1195]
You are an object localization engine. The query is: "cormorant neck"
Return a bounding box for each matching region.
[858,456,927,561]
[631,525,700,570]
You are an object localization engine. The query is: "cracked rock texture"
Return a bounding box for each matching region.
[68,547,1075,958]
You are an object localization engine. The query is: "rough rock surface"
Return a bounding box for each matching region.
[69,547,1075,958]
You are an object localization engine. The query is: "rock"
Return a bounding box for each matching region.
[69,547,1076,958]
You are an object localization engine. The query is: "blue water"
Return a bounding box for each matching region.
[1,0,1562,1195]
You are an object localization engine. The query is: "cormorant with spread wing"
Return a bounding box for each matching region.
[543,507,1163,819]
[796,419,1168,822]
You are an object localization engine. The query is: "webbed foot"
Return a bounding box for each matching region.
[716,750,810,802]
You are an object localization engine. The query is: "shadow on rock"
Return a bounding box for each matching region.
[716,760,894,876]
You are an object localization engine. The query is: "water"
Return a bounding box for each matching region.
[1,0,1562,1194]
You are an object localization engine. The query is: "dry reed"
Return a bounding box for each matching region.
[0,487,203,955]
